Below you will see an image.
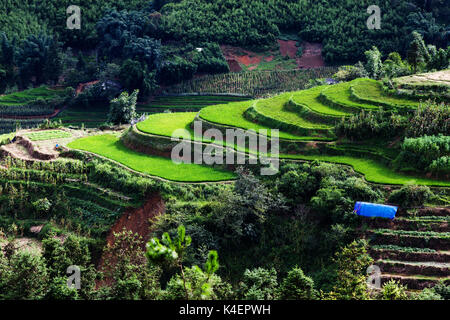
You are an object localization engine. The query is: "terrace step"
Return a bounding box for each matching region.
[367,230,450,251]
[318,81,379,113]
[370,247,450,263]
[367,218,449,232]
[243,94,334,138]
[380,273,450,290]
[413,207,450,217]
[376,259,450,277]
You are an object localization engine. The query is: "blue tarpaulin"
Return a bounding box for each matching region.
[354,202,398,219]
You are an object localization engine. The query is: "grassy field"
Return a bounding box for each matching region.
[199,100,332,141]
[24,130,72,141]
[291,86,351,117]
[133,111,450,186]
[67,134,236,182]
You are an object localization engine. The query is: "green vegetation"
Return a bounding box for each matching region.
[283,154,450,187]
[253,93,332,130]
[291,86,351,117]
[320,81,379,111]
[351,79,420,108]
[67,134,236,182]
[137,95,250,113]
[371,245,437,253]
[167,68,338,98]
[137,112,196,138]
[199,100,330,141]
[23,130,72,141]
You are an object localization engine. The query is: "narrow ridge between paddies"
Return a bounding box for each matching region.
[67,134,236,182]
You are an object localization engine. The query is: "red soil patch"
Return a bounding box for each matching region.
[297,42,325,69]
[264,56,274,62]
[105,193,165,249]
[221,45,263,71]
[227,59,242,72]
[277,40,298,59]
[237,55,262,66]
[96,193,165,287]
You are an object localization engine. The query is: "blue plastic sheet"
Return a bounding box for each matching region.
[354,202,398,219]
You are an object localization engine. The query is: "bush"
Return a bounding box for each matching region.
[393,135,450,175]
[333,63,368,82]
[278,267,318,300]
[238,268,279,300]
[378,280,409,300]
[406,102,449,138]
[388,185,434,207]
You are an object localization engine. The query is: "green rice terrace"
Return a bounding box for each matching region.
[0,72,449,296]
[2,76,448,186]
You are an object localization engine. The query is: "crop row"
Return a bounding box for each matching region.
[166,68,339,97]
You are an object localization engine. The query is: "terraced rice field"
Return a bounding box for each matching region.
[253,92,332,129]
[68,77,449,186]
[68,134,236,182]
[320,81,380,111]
[351,79,421,108]
[199,100,331,141]
[0,86,63,106]
[291,86,351,117]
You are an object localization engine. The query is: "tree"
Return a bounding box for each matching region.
[42,234,97,300]
[147,225,224,300]
[17,34,62,87]
[407,32,430,72]
[364,46,383,79]
[6,251,48,300]
[239,268,279,300]
[0,33,17,92]
[278,266,318,300]
[102,229,161,300]
[146,224,193,299]
[161,252,232,300]
[331,240,373,300]
[107,90,139,125]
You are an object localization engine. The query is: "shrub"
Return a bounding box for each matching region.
[333,62,368,82]
[406,102,449,138]
[238,268,279,300]
[393,135,450,175]
[379,280,409,300]
[388,185,434,207]
[278,267,318,300]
